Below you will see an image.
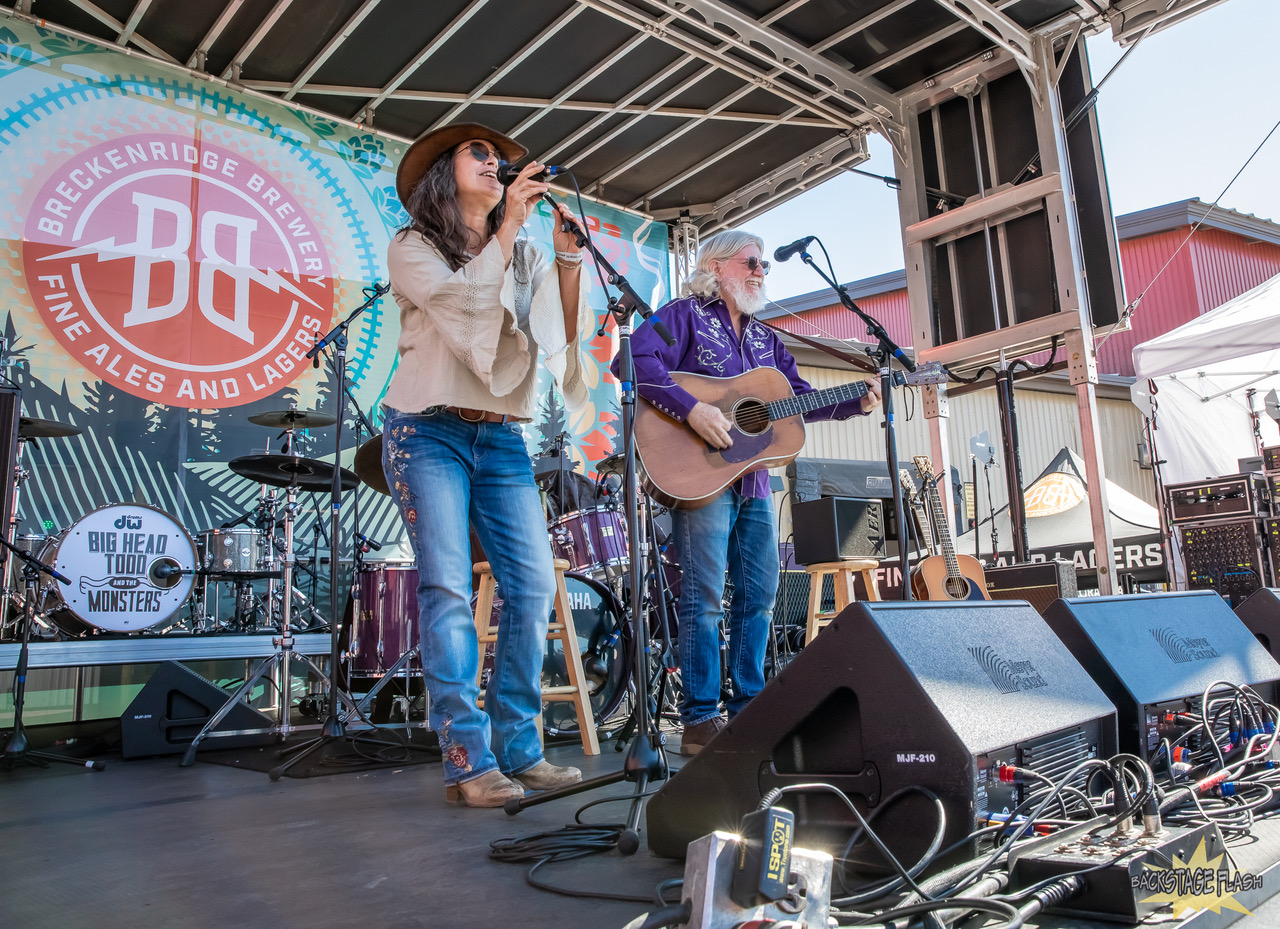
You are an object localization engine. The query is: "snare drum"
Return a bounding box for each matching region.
[44,503,197,635]
[196,527,277,577]
[349,560,420,677]
[548,506,628,580]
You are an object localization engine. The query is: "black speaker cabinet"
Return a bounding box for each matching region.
[1234,588,1280,663]
[120,661,273,758]
[646,600,1116,863]
[792,496,887,563]
[1043,591,1280,761]
[984,560,1078,615]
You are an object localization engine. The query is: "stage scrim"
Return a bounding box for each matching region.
[0,19,667,555]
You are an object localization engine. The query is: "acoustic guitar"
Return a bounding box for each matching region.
[634,367,869,509]
[909,455,989,601]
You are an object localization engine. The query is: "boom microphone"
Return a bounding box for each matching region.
[497,161,566,186]
[773,235,816,263]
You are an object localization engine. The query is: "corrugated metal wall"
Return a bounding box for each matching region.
[771,290,913,347]
[775,364,1155,541]
[1190,227,1280,312]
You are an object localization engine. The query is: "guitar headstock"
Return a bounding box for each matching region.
[912,454,936,486]
[898,468,917,496]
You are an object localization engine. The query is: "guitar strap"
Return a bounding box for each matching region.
[757,318,879,376]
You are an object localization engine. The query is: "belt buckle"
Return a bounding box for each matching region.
[457,407,485,423]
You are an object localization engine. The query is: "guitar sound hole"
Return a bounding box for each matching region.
[733,399,769,436]
[944,576,971,600]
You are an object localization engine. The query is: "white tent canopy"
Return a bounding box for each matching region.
[1131,273,1280,485]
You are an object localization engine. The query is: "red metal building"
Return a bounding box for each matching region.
[765,198,1280,377]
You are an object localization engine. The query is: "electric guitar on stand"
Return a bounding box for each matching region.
[910,455,989,601]
[634,367,869,509]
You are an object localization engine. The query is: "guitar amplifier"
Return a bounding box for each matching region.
[1180,519,1268,606]
[1166,474,1268,524]
[983,559,1078,614]
[1264,445,1280,473]
[792,496,888,563]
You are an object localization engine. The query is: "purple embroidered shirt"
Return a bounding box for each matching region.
[615,294,869,499]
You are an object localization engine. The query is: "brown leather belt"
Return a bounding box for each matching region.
[444,406,528,424]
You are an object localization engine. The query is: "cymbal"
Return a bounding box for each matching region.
[18,416,81,439]
[246,409,336,429]
[596,452,626,476]
[354,434,388,496]
[229,454,358,492]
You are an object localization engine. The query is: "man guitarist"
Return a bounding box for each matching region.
[616,230,881,755]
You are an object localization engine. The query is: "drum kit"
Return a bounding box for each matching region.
[1,408,357,644]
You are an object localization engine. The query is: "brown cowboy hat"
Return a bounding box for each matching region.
[395,122,527,206]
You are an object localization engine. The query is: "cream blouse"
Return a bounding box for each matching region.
[382,231,593,419]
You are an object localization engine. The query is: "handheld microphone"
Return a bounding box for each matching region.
[773,235,816,263]
[497,161,566,186]
[149,559,185,582]
[355,532,383,551]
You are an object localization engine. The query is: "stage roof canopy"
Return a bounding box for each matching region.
[6,0,1230,227]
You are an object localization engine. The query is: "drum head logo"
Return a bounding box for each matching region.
[24,133,336,408]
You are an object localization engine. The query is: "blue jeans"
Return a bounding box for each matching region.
[671,490,778,725]
[381,407,554,785]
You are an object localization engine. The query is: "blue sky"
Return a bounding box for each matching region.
[747,0,1280,301]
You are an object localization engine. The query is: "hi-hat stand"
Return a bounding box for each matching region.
[267,282,428,779]
[1,536,104,772]
[503,196,676,855]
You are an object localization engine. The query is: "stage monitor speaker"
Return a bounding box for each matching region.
[1042,591,1280,761]
[983,559,1077,615]
[646,600,1117,864]
[1233,588,1280,664]
[120,661,273,759]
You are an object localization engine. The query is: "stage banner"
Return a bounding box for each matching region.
[0,18,666,577]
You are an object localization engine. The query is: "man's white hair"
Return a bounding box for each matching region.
[686,230,765,299]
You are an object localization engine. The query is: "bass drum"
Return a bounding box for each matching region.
[479,571,632,737]
[44,504,197,635]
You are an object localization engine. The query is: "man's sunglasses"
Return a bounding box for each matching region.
[727,256,770,275]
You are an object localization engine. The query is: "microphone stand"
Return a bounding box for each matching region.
[1,537,105,771]
[792,245,916,599]
[503,195,674,855]
[267,283,407,779]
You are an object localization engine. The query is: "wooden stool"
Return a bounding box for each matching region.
[804,559,881,645]
[472,558,600,755]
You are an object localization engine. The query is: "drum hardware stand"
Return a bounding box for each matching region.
[0,536,103,772]
[265,282,415,779]
[502,204,673,855]
[180,481,347,768]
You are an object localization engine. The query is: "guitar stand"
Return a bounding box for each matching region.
[501,199,675,854]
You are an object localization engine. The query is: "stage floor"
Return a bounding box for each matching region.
[5,728,1280,929]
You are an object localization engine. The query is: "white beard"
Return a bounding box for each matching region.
[720,277,767,316]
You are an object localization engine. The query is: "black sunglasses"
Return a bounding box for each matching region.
[727,256,770,275]
[458,141,499,162]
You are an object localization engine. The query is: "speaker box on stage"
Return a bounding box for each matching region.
[792,496,888,563]
[983,559,1077,615]
[646,600,1117,863]
[120,661,274,759]
[1233,588,1280,663]
[1043,591,1280,761]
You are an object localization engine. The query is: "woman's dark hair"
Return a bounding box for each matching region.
[398,147,506,271]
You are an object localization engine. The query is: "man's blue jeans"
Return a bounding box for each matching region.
[671,490,778,726]
[382,407,553,785]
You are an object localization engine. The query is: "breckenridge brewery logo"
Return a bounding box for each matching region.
[968,645,1048,694]
[23,133,335,408]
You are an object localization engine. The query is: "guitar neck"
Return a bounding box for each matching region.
[925,481,962,578]
[766,380,868,421]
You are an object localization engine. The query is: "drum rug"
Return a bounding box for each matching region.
[197,727,441,778]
